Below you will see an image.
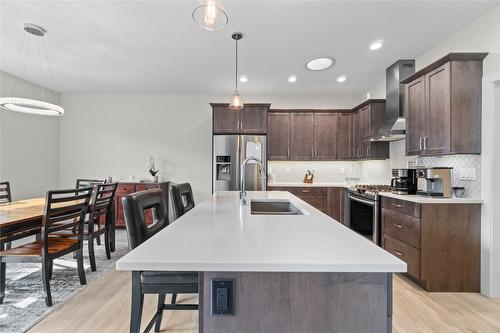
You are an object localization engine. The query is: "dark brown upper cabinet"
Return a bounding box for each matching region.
[336,113,352,160]
[211,103,270,135]
[402,53,487,156]
[314,113,337,159]
[290,112,315,160]
[351,100,389,160]
[268,112,291,160]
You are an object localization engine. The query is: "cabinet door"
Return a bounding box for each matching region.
[314,113,336,159]
[268,113,290,160]
[290,113,315,160]
[240,105,268,134]
[336,113,351,160]
[425,63,451,155]
[405,76,427,155]
[353,111,362,158]
[360,105,371,139]
[328,187,345,223]
[213,106,240,134]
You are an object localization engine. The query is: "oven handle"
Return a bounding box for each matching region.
[347,194,376,207]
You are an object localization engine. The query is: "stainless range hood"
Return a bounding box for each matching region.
[370,59,415,142]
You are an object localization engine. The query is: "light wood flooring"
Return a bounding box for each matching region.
[28,270,500,333]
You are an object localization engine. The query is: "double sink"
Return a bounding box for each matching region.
[250,200,303,215]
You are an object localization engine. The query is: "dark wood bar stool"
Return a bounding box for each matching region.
[170,183,195,219]
[0,187,92,306]
[55,183,117,271]
[122,189,198,333]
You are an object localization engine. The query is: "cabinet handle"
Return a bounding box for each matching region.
[393,250,404,257]
[393,223,403,229]
[419,137,423,150]
[392,203,403,208]
[301,189,311,193]
[287,147,290,158]
[423,137,427,150]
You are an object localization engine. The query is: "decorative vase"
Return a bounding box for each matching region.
[151,175,158,183]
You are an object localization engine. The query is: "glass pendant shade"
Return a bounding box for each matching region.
[229,90,243,110]
[192,0,228,31]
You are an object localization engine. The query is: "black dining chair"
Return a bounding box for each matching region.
[75,178,107,245]
[170,183,195,220]
[122,189,198,333]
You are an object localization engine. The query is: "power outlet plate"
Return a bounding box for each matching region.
[459,168,477,181]
[211,279,234,315]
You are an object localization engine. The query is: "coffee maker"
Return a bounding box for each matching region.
[416,167,453,197]
[391,169,417,194]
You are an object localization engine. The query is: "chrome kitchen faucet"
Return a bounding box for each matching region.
[240,156,266,205]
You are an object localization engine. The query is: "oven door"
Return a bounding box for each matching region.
[347,194,380,245]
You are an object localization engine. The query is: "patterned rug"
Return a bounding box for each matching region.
[0,230,129,333]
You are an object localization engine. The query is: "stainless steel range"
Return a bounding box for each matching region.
[346,185,391,245]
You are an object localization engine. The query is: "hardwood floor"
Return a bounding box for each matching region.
[28,271,500,333]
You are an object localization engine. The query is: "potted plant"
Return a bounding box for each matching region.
[147,157,159,182]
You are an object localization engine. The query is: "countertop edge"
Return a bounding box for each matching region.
[379,192,483,204]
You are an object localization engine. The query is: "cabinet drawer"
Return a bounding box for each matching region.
[383,233,420,279]
[116,184,136,195]
[135,184,159,192]
[382,208,421,248]
[289,187,327,197]
[381,197,420,218]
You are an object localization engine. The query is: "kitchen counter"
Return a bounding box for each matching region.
[116,191,405,272]
[268,182,352,188]
[379,191,483,204]
[117,191,404,332]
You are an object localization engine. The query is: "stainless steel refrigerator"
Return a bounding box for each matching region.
[213,135,267,193]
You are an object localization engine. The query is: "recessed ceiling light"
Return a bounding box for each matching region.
[288,75,297,83]
[240,75,248,83]
[369,40,384,50]
[337,75,347,83]
[305,57,335,71]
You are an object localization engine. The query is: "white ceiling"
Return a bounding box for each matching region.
[0,1,498,95]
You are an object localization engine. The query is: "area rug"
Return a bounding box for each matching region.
[0,230,129,333]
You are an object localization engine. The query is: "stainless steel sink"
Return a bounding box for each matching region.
[250,200,303,215]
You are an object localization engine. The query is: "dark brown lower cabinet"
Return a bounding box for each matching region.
[268,186,345,221]
[381,196,481,292]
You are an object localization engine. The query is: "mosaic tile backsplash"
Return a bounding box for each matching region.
[269,140,481,198]
[388,140,481,198]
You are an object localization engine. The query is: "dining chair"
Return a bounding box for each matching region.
[54,183,118,271]
[122,189,198,333]
[0,187,93,306]
[0,182,13,250]
[75,178,106,245]
[170,183,195,220]
[0,182,12,203]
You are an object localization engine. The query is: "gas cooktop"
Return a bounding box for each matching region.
[347,184,392,200]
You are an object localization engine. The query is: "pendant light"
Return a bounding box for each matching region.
[229,32,244,110]
[192,0,228,31]
[0,23,64,116]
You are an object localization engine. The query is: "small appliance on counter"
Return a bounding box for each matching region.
[416,167,453,197]
[390,168,417,194]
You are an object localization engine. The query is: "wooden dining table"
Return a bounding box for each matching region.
[0,198,116,251]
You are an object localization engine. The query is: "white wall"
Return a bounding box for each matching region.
[58,94,360,203]
[364,4,500,99]
[0,71,60,200]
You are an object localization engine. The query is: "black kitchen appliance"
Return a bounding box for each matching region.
[390,168,417,194]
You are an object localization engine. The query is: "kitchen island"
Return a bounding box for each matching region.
[117,191,406,333]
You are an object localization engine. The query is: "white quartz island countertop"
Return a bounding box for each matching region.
[116,191,406,273]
